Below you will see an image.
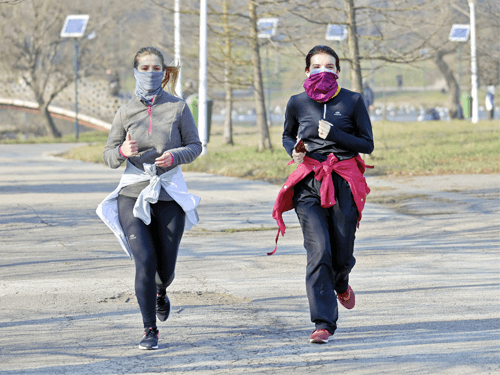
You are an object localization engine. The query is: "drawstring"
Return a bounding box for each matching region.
[323,104,326,119]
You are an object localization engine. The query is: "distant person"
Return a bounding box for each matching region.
[97,47,202,350]
[363,83,374,112]
[273,45,374,344]
[106,70,121,97]
[182,80,197,100]
[396,74,403,89]
[485,86,495,120]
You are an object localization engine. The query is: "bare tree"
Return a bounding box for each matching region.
[475,0,500,86]
[222,0,234,145]
[206,0,254,145]
[0,1,70,137]
[0,0,116,137]
[148,0,499,133]
[151,0,272,150]
[434,49,461,116]
[286,0,366,92]
[345,0,363,93]
[249,0,272,150]
[285,0,444,93]
[387,0,500,118]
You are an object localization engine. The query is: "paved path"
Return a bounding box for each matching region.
[0,144,499,375]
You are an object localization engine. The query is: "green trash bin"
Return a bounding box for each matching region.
[186,94,213,142]
[461,92,472,119]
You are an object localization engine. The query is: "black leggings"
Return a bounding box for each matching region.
[117,195,185,328]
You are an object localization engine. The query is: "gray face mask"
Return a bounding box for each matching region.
[134,68,164,105]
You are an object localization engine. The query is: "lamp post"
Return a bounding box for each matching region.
[174,0,182,97]
[60,15,89,140]
[199,0,208,155]
[468,0,479,123]
[257,18,278,128]
[449,24,470,120]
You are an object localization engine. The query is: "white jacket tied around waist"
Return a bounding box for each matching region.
[96,161,200,258]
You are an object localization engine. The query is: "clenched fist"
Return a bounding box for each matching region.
[120,133,138,157]
[318,119,333,140]
[292,148,305,164]
[155,152,173,168]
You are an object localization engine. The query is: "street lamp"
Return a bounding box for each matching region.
[449,24,470,119]
[257,18,278,127]
[468,0,479,123]
[174,0,182,98]
[199,0,208,155]
[60,15,89,140]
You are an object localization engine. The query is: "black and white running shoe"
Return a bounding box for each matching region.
[139,327,159,350]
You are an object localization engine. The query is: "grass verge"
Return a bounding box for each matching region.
[371,120,500,176]
[4,120,499,181]
[180,120,500,179]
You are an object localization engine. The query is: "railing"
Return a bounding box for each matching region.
[0,98,111,132]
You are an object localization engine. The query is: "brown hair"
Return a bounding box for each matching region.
[133,47,180,96]
[305,45,341,73]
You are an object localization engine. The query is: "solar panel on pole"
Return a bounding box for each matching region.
[257,18,278,39]
[325,24,347,41]
[448,24,470,42]
[60,15,89,38]
[61,15,89,140]
[449,24,471,120]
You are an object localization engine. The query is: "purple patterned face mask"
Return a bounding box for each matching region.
[303,68,339,103]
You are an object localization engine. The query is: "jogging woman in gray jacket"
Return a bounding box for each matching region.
[101,47,202,350]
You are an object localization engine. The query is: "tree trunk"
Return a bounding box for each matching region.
[345,0,363,94]
[434,50,460,119]
[223,72,234,145]
[39,101,61,138]
[222,0,233,145]
[248,0,272,151]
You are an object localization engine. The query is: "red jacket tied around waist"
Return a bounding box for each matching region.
[270,154,372,255]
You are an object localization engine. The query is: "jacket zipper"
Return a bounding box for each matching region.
[147,95,156,135]
[148,105,152,135]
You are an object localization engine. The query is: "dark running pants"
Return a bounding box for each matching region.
[117,195,185,329]
[293,172,358,334]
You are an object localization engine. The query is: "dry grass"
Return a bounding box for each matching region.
[7,120,499,182]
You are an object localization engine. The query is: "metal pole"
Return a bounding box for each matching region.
[198,0,208,155]
[457,45,463,119]
[266,44,272,127]
[382,69,387,121]
[174,0,182,97]
[74,39,79,140]
[469,1,479,123]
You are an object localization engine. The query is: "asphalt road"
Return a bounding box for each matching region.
[1,144,499,375]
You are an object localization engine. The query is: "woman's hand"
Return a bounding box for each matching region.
[155,152,173,168]
[292,149,306,164]
[120,133,138,157]
[318,119,333,140]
